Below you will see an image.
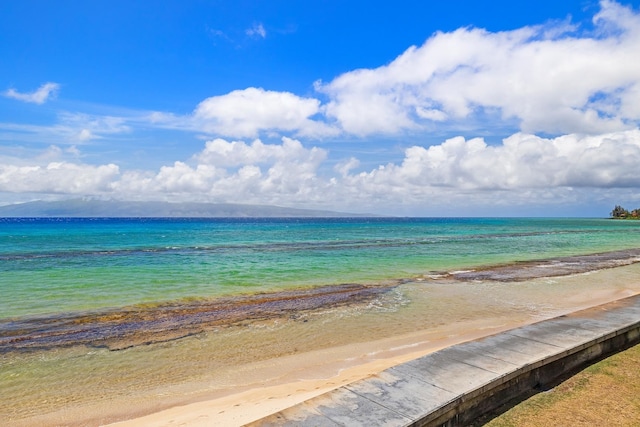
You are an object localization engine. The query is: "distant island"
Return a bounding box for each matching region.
[0,199,369,218]
[610,205,640,219]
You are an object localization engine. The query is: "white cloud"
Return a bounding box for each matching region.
[4,130,640,215]
[155,1,640,141]
[4,82,60,104]
[343,130,640,193]
[0,162,119,194]
[193,87,337,138]
[77,129,94,141]
[322,129,640,214]
[335,157,360,177]
[152,162,221,193]
[17,1,633,144]
[246,23,267,38]
[112,137,329,205]
[317,0,640,136]
[195,136,326,167]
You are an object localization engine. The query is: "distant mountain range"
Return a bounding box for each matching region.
[0,199,367,218]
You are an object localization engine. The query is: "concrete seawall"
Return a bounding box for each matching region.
[249,295,640,427]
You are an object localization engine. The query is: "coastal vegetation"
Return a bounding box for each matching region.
[610,205,640,219]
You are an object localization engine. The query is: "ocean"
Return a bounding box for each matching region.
[2,217,640,319]
[2,217,640,425]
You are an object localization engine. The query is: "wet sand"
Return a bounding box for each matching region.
[3,250,640,426]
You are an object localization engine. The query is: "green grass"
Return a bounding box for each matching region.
[485,343,640,427]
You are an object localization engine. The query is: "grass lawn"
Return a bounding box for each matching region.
[484,343,640,426]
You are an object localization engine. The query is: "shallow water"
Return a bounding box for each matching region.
[2,218,640,425]
[4,262,640,426]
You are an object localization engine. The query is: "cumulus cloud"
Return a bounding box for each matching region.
[163,1,640,141]
[316,0,640,136]
[343,129,640,193]
[45,1,635,144]
[4,130,640,214]
[3,2,640,146]
[195,136,326,167]
[335,157,360,177]
[193,87,337,138]
[0,162,119,194]
[112,137,329,205]
[4,82,60,104]
[323,129,640,214]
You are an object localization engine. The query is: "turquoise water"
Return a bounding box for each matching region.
[1,217,640,319]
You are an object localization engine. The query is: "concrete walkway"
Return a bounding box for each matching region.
[249,295,640,427]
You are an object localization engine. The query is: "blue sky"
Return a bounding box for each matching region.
[2,0,640,216]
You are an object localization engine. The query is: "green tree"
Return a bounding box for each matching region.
[610,205,629,218]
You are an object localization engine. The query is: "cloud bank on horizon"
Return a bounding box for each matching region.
[1,0,640,216]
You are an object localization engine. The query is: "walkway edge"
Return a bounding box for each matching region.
[421,312,640,426]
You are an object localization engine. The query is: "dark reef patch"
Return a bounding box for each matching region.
[446,249,640,282]
[0,283,392,352]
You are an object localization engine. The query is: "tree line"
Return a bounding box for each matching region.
[610,205,640,218]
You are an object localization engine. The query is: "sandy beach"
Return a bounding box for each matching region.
[106,287,640,426]
[106,322,518,426]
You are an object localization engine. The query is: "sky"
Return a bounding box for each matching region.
[2,0,640,216]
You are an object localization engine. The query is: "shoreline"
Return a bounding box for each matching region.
[4,248,640,353]
[4,249,640,427]
[105,287,640,427]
